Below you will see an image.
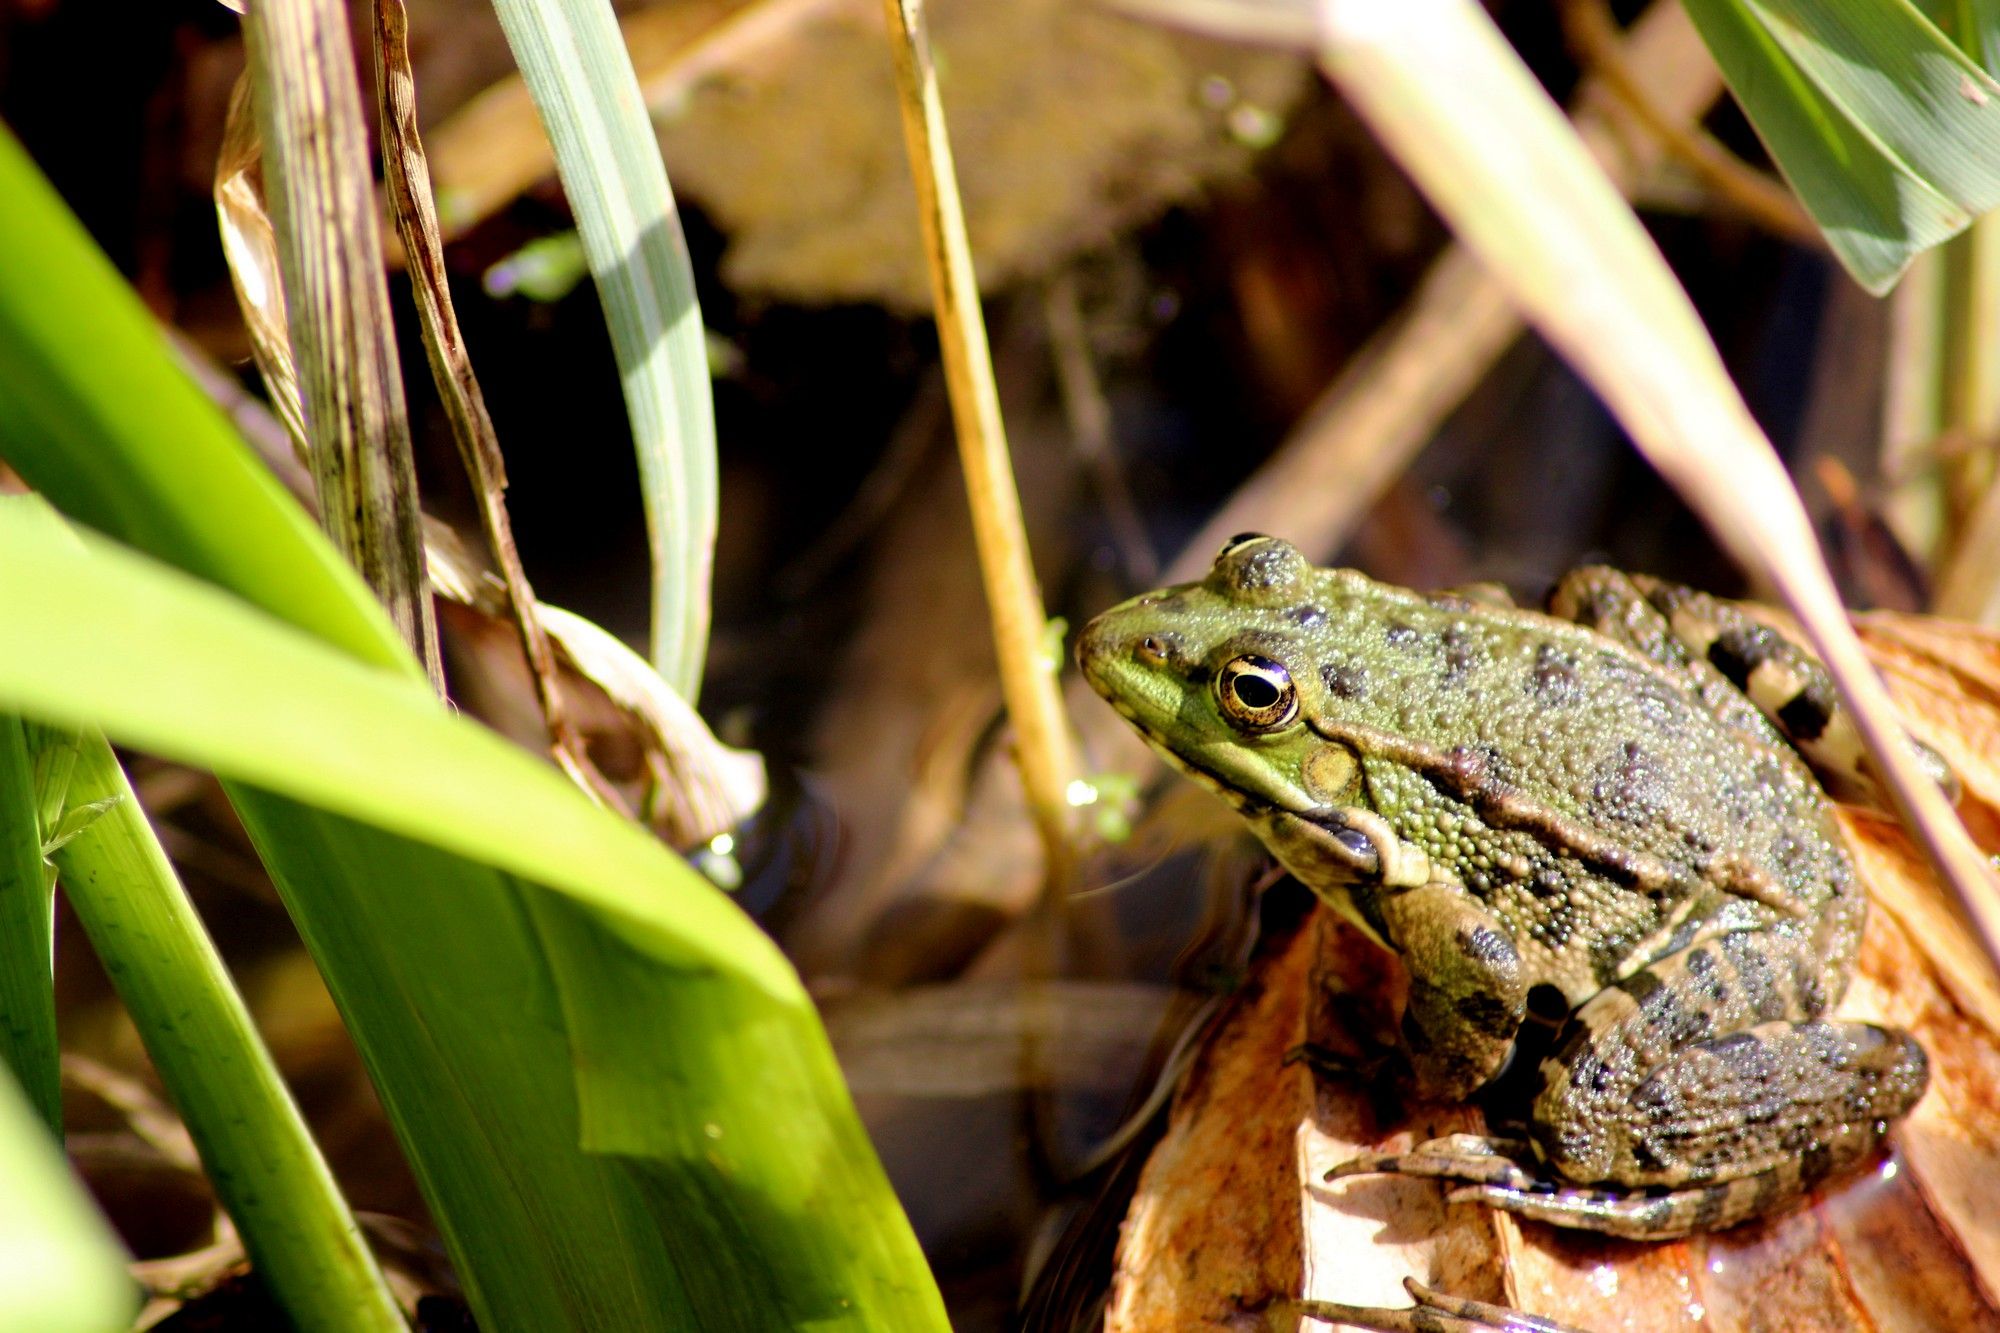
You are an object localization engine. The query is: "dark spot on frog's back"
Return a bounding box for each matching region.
[1385,622,1422,650]
[1591,741,1668,823]
[1457,925,1518,969]
[1776,686,1833,742]
[1531,643,1581,705]
[1455,990,1518,1037]
[1320,660,1367,700]
[1705,630,1756,689]
[1441,625,1478,684]
[1705,1030,1770,1080]
[1288,604,1327,628]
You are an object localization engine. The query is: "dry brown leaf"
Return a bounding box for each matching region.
[1108,613,2000,1333]
[425,0,1308,307]
[213,75,309,463]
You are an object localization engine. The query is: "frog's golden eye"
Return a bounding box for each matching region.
[1216,654,1299,733]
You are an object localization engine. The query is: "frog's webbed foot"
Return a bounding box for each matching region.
[1289,1277,1595,1333]
[1323,1132,1866,1242]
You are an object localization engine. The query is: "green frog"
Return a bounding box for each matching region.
[1077,535,1935,1327]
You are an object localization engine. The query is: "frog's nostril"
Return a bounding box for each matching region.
[1136,635,1168,665]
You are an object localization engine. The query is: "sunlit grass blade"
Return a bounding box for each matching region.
[48,722,403,1332]
[0,502,947,1331]
[1680,0,2000,292]
[0,122,943,1329]
[0,1061,134,1332]
[484,0,717,697]
[0,715,58,1136]
[0,126,409,670]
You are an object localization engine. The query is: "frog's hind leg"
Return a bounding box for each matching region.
[1508,931,1927,1239]
[1469,1016,1926,1239]
[1546,566,1956,810]
[1325,935,1928,1239]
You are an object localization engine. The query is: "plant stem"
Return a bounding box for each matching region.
[879,0,1080,887]
[243,0,443,690]
[0,717,59,1137]
[53,731,404,1333]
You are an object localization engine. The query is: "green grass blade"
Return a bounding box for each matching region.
[0,1061,134,1332]
[0,509,789,992]
[50,728,404,1333]
[0,127,942,1331]
[0,715,58,1136]
[0,126,412,672]
[0,503,947,1331]
[1683,0,2000,292]
[1748,0,2000,203]
[485,0,717,698]
[1684,0,1964,292]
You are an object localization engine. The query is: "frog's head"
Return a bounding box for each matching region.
[1077,534,1405,891]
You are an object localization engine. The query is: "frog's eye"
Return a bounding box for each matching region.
[1219,532,1271,559]
[1216,654,1299,733]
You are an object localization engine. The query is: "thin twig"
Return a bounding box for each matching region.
[1560,0,1821,251]
[1167,0,1725,579]
[878,0,1080,890]
[371,0,622,808]
[1044,271,1159,586]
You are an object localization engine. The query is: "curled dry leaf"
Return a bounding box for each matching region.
[1107,612,2000,1333]
[213,75,309,464]
[425,530,766,850]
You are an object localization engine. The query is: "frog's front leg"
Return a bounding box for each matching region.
[1371,879,1527,1101]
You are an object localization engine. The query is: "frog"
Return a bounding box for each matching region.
[1076,534,1936,1331]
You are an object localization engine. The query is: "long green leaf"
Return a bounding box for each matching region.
[0,509,784,991]
[0,1061,134,1332]
[1684,0,2000,292]
[0,715,58,1136]
[0,123,943,1330]
[0,129,408,673]
[485,0,717,698]
[0,503,943,1329]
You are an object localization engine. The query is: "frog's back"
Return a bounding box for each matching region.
[1299,570,1853,933]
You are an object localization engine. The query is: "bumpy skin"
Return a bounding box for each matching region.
[1076,536,1930,1248]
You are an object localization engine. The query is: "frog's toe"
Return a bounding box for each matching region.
[1284,1040,1392,1082]
[1325,1134,1539,1189]
[1290,1277,1592,1333]
[1444,1171,1803,1241]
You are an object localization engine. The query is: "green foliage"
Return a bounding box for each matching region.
[487,0,718,697]
[0,125,944,1331]
[1684,0,2000,292]
[0,1061,134,1332]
